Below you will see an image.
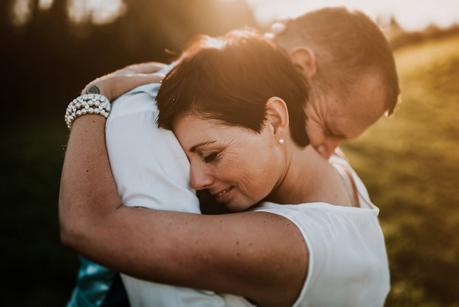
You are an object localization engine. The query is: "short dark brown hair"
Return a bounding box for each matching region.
[157,29,310,147]
[275,7,400,113]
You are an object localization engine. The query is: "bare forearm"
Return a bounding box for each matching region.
[57,106,306,307]
[60,61,167,228]
[59,115,121,243]
[58,121,306,303]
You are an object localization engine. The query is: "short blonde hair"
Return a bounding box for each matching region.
[275,7,400,113]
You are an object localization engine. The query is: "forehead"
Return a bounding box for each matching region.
[173,113,218,131]
[173,113,258,150]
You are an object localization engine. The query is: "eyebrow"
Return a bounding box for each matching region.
[189,141,216,153]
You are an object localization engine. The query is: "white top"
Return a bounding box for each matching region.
[254,154,390,307]
[106,79,389,307]
[106,81,253,307]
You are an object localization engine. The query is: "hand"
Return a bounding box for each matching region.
[82,62,166,101]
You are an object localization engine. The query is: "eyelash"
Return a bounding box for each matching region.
[203,152,220,163]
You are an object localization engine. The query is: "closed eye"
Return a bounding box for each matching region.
[203,152,220,163]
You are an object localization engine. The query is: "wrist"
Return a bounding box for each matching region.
[65,93,111,130]
[71,114,107,130]
[82,81,111,99]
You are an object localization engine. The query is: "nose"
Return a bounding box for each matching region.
[190,163,214,190]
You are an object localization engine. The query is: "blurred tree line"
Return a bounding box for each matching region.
[0,0,256,125]
[0,1,256,305]
[384,16,459,50]
[1,1,458,306]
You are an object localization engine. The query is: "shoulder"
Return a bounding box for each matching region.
[255,203,389,306]
[108,83,160,121]
[329,148,373,206]
[108,64,174,121]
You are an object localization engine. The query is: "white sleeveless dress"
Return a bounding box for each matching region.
[253,154,390,307]
[120,152,389,307]
[107,81,389,306]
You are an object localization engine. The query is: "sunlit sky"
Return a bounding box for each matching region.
[67,0,126,24]
[11,0,459,31]
[12,0,126,25]
[245,0,459,30]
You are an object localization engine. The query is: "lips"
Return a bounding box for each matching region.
[211,186,234,203]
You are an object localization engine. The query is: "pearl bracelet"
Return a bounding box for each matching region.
[65,94,111,129]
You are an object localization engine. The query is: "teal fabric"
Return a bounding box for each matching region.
[67,257,115,307]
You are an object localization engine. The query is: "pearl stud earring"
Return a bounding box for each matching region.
[279,138,285,144]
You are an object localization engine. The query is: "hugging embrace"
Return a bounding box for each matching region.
[60,7,399,307]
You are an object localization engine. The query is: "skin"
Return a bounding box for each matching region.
[173,113,285,212]
[81,62,166,98]
[60,18,396,305]
[95,32,392,160]
[112,50,390,160]
[174,106,356,211]
[59,75,355,305]
[284,47,390,158]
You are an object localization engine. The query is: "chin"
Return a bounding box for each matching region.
[224,197,259,212]
[223,202,247,212]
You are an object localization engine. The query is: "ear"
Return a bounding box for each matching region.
[265,97,289,139]
[288,47,317,80]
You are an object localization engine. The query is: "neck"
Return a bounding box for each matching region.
[267,145,351,206]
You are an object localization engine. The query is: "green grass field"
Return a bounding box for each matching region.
[343,35,459,306]
[2,35,458,306]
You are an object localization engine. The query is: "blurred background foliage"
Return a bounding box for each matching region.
[0,0,457,306]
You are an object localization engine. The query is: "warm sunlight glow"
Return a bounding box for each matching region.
[11,0,32,26]
[11,0,125,26]
[39,0,54,10]
[67,0,126,24]
[244,0,459,30]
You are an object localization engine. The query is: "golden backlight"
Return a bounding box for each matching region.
[243,0,459,30]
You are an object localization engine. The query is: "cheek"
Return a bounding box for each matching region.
[231,148,281,201]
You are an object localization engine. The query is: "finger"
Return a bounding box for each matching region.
[111,73,164,99]
[125,62,167,74]
[122,73,164,89]
[130,72,165,83]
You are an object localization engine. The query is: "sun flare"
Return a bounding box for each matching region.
[243,0,459,30]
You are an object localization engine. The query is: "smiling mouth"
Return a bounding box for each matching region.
[212,186,234,202]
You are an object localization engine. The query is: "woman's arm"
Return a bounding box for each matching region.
[59,66,308,306]
[59,114,308,306]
